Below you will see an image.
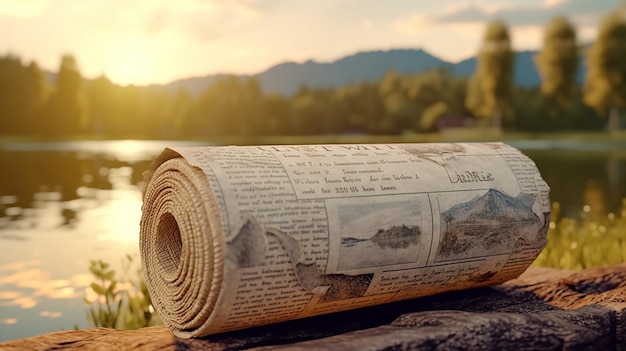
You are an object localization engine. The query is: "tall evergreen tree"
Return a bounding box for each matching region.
[535,16,579,113]
[583,10,626,131]
[465,20,514,128]
[45,55,87,135]
[0,55,49,135]
[86,75,116,135]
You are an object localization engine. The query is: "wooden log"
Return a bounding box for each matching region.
[2,264,626,351]
[0,326,175,351]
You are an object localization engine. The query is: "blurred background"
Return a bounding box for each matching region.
[1,0,625,342]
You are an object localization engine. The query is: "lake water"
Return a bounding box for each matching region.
[0,139,625,341]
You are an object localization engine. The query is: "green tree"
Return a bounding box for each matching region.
[336,82,384,134]
[241,77,265,136]
[189,76,266,137]
[290,87,339,135]
[465,20,514,128]
[378,70,418,134]
[0,55,49,135]
[113,84,141,137]
[404,69,467,132]
[420,101,449,132]
[583,10,626,131]
[535,16,579,118]
[141,87,173,138]
[86,75,117,135]
[262,94,291,135]
[46,54,88,135]
[167,88,192,138]
[25,62,50,130]
[511,86,547,131]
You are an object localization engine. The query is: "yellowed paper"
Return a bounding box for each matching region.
[140,143,550,338]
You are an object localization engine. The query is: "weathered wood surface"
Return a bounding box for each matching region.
[2,264,626,351]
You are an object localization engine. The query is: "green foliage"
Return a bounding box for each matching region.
[290,87,339,135]
[583,9,626,129]
[466,20,515,126]
[85,255,161,330]
[534,199,626,270]
[45,55,88,135]
[420,101,448,132]
[0,55,49,134]
[187,75,266,136]
[377,69,467,133]
[535,16,579,112]
[3,9,626,138]
[336,82,385,133]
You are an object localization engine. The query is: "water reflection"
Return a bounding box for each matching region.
[0,139,624,341]
[0,260,91,308]
[0,140,206,341]
[0,153,144,231]
[521,148,626,218]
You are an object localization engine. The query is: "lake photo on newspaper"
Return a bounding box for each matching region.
[0,138,625,341]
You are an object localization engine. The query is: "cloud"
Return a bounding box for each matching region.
[392,13,431,35]
[437,3,549,26]
[392,0,619,56]
[145,6,170,35]
[438,1,513,23]
[359,19,373,30]
[433,0,620,26]
[152,0,266,43]
[220,0,263,18]
[577,24,598,44]
[543,0,566,8]
[49,0,266,40]
[0,0,48,18]
[391,1,513,37]
[69,2,88,14]
[510,24,544,50]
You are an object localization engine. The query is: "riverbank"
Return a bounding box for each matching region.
[2,130,626,147]
[1,263,625,350]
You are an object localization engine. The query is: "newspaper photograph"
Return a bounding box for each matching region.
[140,142,550,338]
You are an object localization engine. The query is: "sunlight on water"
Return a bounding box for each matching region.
[2,139,203,162]
[0,259,93,331]
[0,139,624,341]
[0,140,208,341]
[1,318,18,325]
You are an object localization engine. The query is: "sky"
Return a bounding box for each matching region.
[0,0,622,86]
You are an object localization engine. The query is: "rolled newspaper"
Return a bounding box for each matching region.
[140,143,550,338]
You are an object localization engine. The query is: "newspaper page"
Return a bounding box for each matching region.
[140,142,550,338]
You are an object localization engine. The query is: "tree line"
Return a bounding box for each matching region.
[0,9,624,139]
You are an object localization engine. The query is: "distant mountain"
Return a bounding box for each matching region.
[159,48,587,96]
[161,73,251,96]
[442,189,539,225]
[437,188,544,260]
[257,49,451,96]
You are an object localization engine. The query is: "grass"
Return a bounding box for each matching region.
[533,199,626,270]
[83,198,626,330]
[84,255,161,330]
[75,131,625,329]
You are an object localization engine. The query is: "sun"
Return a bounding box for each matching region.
[107,39,155,86]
